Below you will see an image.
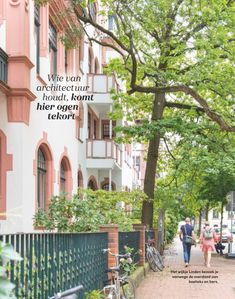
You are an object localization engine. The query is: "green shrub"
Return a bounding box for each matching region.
[34,189,145,232]
[0,242,22,299]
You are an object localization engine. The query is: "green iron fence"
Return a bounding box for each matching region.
[1,232,108,299]
[0,47,8,83]
[119,231,140,265]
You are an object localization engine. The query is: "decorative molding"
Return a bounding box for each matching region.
[25,0,29,12]
[0,81,10,96]
[9,0,21,6]
[7,88,36,125]
[8,55,34,69]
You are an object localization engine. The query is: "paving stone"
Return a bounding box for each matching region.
[136,237,235,299]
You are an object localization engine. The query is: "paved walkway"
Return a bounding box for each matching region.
[136,238,235,299]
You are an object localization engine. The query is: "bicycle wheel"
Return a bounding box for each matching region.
[151,247,164,271]
[121,277,136,299]
[146,247,159,272]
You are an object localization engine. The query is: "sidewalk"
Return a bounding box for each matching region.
[136,238,235,299]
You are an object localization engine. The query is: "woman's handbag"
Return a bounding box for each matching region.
[184,226,193,245]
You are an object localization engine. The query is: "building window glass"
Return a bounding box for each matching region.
[133,156,140,171]
[60,162,66,192]
[34,5,40,74]
[102,123,110,139]
[108,15,115,31]
[88,49,92,73]
[102,121,116,139]
[49,22,57,76]
[65,50,68,74]
[89,2,97,21]
[37,148,46,210]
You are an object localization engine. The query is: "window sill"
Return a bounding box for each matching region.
[37,74,47,86]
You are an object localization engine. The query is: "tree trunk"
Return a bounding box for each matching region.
[205,203,209,221]
[142,92,166,227]
[198,208,202,235]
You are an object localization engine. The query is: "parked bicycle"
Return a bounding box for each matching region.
[102,248,136,299]
[145,239,164,271]
[48,285,84,299]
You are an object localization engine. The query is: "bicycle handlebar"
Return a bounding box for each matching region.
[103,248,131,258]
[49,285,84,299]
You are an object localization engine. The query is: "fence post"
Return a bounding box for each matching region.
[100,224,119,268]
[133,224,146,266]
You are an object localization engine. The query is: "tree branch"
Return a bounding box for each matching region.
[165,101,204,112]
[129,84,235,132]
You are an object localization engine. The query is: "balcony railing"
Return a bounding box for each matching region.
[86,139,122,167]
[87,74,119,93]
[0,48,8,83]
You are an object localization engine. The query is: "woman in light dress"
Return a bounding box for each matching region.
[200,221,217,268]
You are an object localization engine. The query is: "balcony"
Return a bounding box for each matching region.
[86,139,122,169]
[87,74,119,104]
[0,48,8,84]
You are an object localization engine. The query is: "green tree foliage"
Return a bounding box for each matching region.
[156,121,235,222]
[36,0,235,227]
[74,0,235,227]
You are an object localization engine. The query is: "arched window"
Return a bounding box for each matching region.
[59,156,72,194]
[37,148,47,209]
[36,141,53,211]
[87,176,98,190]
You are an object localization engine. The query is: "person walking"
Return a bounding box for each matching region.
[200,221,217,268]
[180,217,195,267]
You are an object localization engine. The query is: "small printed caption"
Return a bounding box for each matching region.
[36,75,94,120]
[171,269,219,284]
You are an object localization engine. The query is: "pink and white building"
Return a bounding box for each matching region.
[0,0,146,233]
